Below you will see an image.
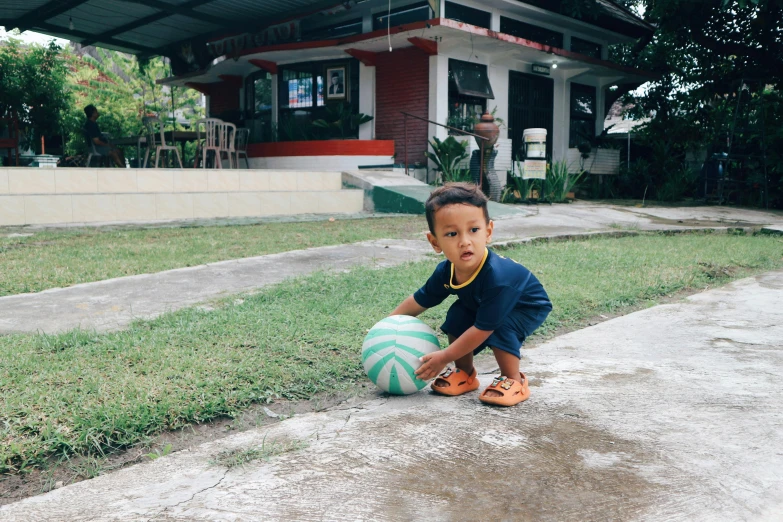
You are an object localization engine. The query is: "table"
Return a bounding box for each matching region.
[112,131,199,167]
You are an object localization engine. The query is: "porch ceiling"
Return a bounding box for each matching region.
[0,0,345,55]
[162,19,655,88]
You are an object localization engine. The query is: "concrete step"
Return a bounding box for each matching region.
[0,190,364,226]
[0,168,343,195]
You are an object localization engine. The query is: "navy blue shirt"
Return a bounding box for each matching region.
[413,248,552,331]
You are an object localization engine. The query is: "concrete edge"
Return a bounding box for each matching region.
[491,226,762,250]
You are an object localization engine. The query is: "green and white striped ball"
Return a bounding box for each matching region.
[362,315,441,395]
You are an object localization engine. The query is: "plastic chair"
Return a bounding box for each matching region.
[84,129,111,167]
[193,118,223,169]
[143,117,183,168]
[234,128,250,169]
[219,122,237,169]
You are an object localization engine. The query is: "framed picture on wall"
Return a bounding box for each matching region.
[325,66,347,100]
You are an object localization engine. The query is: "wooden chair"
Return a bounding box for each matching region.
[193,118,223,169]
[143,117,183,168]
[234,128,250,169]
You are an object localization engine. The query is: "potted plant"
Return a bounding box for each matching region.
[312,103,373,140]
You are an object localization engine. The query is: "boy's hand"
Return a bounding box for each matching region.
[415,350,449,381]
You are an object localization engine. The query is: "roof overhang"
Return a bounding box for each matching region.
[0,0,351,56]
[160,18,656,89]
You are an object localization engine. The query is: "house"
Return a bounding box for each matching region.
[2,0,655,174]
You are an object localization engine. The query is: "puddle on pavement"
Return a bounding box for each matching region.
[375,410,669,521]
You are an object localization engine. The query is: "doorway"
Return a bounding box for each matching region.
[508,71,554,162]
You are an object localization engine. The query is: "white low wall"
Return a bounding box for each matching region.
[0,168,363,226]
[248,155,394,171]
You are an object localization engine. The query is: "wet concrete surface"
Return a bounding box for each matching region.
[3,270,782,521]
[1,203,782,336]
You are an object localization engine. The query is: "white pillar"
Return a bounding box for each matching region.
[359,62,376,139]
[490,11,500,31]
[488,64,509,140]
[428,54,449,142]
[552,72,569,162]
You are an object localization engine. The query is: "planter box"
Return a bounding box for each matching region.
[566,148,620,175]
[247,140,395,158]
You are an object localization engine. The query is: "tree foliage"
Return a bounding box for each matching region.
[1,35,204,160]
[598,0,783,206]
[0,38,70,153]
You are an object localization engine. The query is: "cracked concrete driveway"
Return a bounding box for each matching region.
[3,270,782,521]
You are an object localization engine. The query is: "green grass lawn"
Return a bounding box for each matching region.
[0,216,425,296]
[1,234,781,474]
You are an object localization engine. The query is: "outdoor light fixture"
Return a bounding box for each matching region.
[69,17,74,30]
[552,61,558,69]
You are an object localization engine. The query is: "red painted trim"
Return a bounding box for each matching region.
[407,37,438,56]
[247,140,395,158]
[344,48,377,66]
[249,59,278,74]
[218,75,243,88]
[433,18,658,79]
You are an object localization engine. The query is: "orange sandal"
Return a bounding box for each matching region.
[430,367,480,396]
[479,373,530,406]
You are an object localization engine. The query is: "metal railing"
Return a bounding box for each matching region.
[401,111,491,186]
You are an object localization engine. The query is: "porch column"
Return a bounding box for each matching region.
[552,72,569,163]
[359,63,376,140]
[271,74,278,130]
[428,54,448,142]
[488,64,509,140]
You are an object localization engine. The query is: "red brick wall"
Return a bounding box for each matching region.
[375,47,430,165]
[208,84,240,118]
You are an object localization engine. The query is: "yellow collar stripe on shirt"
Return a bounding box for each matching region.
[450,248,489,289]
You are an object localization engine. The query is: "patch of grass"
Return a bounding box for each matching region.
[1,234,782,474]
[0,216,425,296]
[212,437,307,469]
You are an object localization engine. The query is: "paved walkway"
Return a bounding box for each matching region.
[3,269,782,521]
[1,202,782,335]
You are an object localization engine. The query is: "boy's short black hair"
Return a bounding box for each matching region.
[84,104,97,118]
[425,182,490,234]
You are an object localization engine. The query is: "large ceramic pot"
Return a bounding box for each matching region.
[473,111,499,149]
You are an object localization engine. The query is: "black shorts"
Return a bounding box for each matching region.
[441,299,550,358]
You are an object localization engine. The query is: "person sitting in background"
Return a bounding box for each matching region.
[83,104,125,167]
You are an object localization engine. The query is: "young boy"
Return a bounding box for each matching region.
[390,182,552,406]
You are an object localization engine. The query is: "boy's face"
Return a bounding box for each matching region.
[426,203,493,275]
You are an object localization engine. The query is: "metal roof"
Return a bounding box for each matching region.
[1,0,653,58]
[0,0,345,55]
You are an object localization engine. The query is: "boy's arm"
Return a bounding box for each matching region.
[390,295,427,317]
[414,326,492,380]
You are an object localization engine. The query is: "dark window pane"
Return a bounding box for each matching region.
[500,17,563,48]
[445,1,491,29]
[570,83,595,117]
[449,59,494,99]
[281,70,314,109]
[571,37,601,59]
[448,93,486,134]
[304,18,363,41]
[569,83,596,147]
[569,119,595,148]
[245,71,273,143]
[374,2,431,30]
